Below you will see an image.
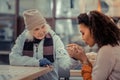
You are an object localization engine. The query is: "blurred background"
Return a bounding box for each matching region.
[0,0,120,79]
[0,0,120,62]
[1,0,120,54]
[1,0,120,69]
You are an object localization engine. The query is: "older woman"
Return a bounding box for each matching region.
[9,9,71,80]
[67,10,120,80]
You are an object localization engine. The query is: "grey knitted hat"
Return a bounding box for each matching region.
[23,9,47,30]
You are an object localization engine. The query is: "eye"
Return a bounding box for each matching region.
[80,31,84,35]
[34,28,39,31]
[41,26,45,29]
[81,32,84,35]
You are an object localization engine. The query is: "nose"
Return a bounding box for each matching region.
[80,35,84,41]
[37,30,43,35]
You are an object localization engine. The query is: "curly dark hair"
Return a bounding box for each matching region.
[77,10,120,48]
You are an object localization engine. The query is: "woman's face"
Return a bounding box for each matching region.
[79,24,95,47]
[31,25,47,40]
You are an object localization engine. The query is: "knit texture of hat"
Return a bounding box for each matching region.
[23,9,47,30]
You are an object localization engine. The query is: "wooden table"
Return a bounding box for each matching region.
[70,70,81,77]
[0,65,53,80]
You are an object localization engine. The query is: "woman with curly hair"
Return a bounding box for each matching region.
[67,10,120,80]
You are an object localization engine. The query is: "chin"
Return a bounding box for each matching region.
[89,43,95,47]
[86,42,92,47]
[38,36,45,40]
[89,45,93,47]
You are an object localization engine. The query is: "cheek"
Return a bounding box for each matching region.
[34,31,38,35]
[43,28,47,33]
[82,33,93,44]
[82,34,89,41]
[32,34,37,38]
[33,31,39,36]
[40,28,46,33]
[87,35,95,46]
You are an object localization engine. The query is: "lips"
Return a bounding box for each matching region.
[85,41,88,45]
[37,33,45,39]
[39,33,44,37]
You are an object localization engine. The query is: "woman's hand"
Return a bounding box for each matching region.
[66,44,76,58]
[67,44,88,64]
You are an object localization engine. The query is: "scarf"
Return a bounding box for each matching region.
[23,33,54,62]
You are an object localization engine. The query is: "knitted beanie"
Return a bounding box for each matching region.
[23,9,47,30]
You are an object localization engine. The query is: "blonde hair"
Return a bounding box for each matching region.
[25,23,51,41]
